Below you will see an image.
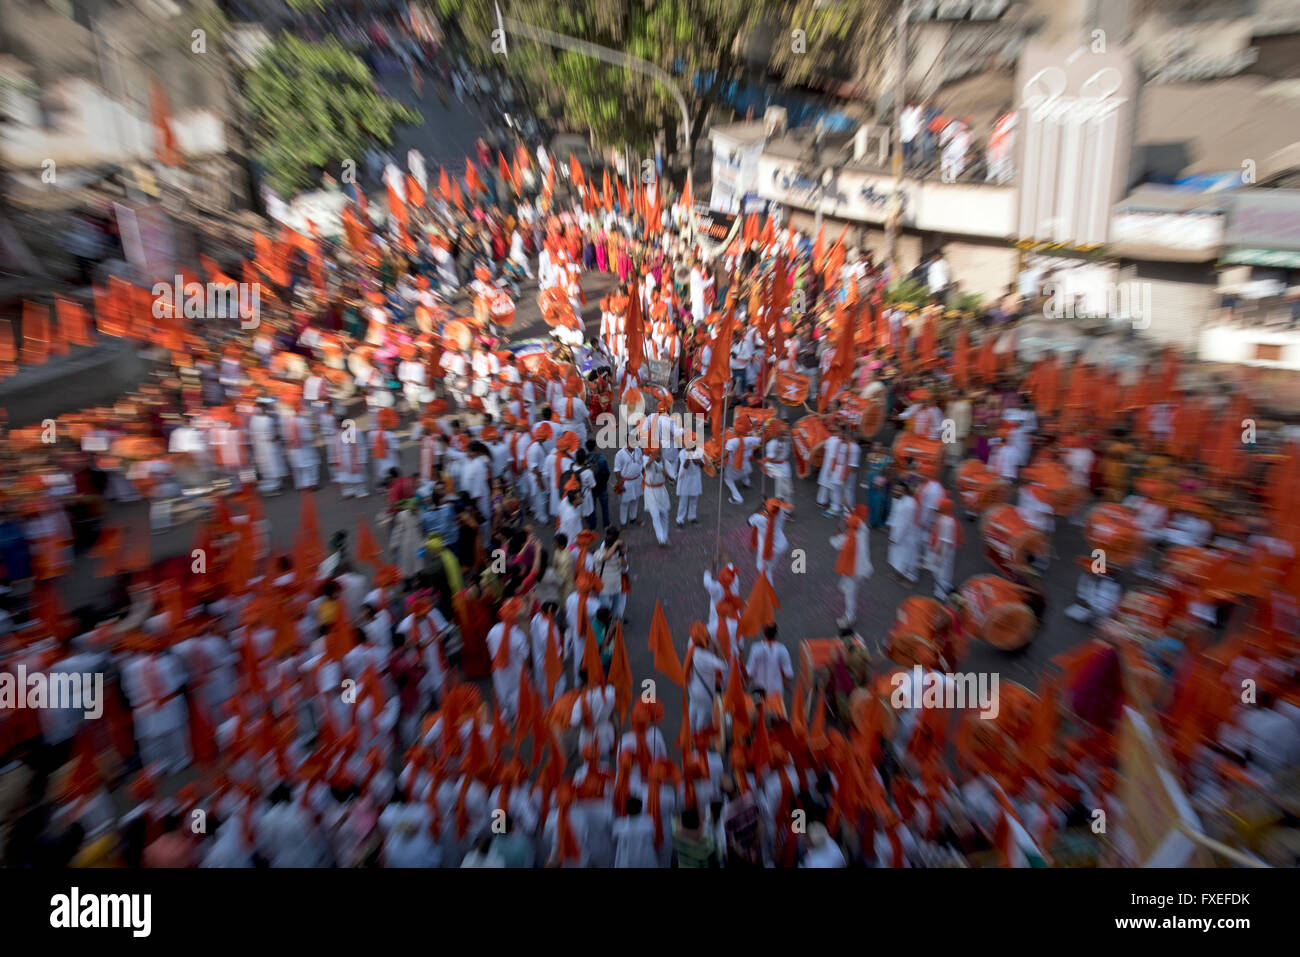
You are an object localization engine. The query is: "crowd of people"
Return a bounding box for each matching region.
[3,24,1300,868]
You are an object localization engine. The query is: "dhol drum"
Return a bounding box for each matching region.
[956,458,1009,515]
[791,414,832,479]
[489,291,516,327]
[836,393,885,439]
[734,405,775,436]
[980,504,1049,577]
[886,596,950,669]
[1083,503,1142,569]
[1022,460,1085,516]
[444,318,475,352]
[959,574,1037,650]
[798,638,845,718]
[893,433,944,475]
[685,376,714,418]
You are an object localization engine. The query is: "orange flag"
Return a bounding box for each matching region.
[625,279,645,375]
[355,514,383,569]
[452,179,464,211]
[647,600,684,686]
[739,570,778,636]
[616,179,628,211]
[725,655,750,734]
[438,167,451,201]
[606,620,633,722]
[56,297,93,348]
[387,178,408,230]
[296,489,324,574]
[953,328,970,389]
[569,154,584,189]
[498,151,513,191]
[20,301,49,365]
[602,169,613,212]
[406,173,425,209]
[0,319,16,377]
[544,615,564,701]
[581,618,605,687]
[465,159,485,195]
[818,299,859,411]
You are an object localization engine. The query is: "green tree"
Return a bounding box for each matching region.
[243,35,419,195]
[437,1,888,170]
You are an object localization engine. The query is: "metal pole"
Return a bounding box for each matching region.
[712,388,730,569]
[503,16,692,241]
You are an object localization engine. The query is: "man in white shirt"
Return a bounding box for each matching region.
[745,624,793,702]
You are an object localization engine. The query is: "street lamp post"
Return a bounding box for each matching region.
[501,15,694,240]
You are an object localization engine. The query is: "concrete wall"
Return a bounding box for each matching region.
[1117,260,1218,350]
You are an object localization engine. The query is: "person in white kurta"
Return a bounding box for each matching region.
[675,445,704,525]
[817,429,859,515]
[830,508,873,622]
[281,407,318,489]
[249,407,286,493]
[642,452,673,546]
[723,433,762,504]
[887,487,920,582]
[748,499,791,577]
[613,442,644,525]
[332,422,369,498]
[486,603,530,722]
[684,626,727,733]
[746,627,794,700]
[925,498,959,598]
[763,433,793,503]
[121,646,192,774]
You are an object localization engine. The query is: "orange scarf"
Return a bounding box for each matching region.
[835,516,862,576]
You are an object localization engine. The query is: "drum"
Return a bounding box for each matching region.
[836,393,885,439]
[1083,503,1142,568]
[734,406,775,436]
[443,318,474,352]
[959,574,1036,650]
[888,596,947,649]
[644,384,673,412]
[685,376,714,418]
[489,291,516,327]
[791,414,832,479]
[1164,545,1219,592]
[701,436,723,478]
[893,433,944,475]
[956,458,1008,515]
[980,504,1049,577]
[1022,460,1084,516]
[797,638,844,715]
[1117,588,1172,637]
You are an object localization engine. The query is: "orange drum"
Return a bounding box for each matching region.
[956,458,1008,515]
[797,639,845,715]
[643,385,673,412]
[685,376,714,418]
[489,291,516,327]
[1118,588,1172,637]
[980,504,1049,577]
[959,574,1036,650]
[1022,460,1084,516]
[734,406,775,436]
[1164,545,1219,592]
[443,318,474,352]
[956,680,1036,773]
[890,596,948,638]
[791,415,832,479]
[837,393,885,439]
[1083,503,1142,568]
[700,436,723,478]
[887,596,948,669]
[893,433,943,475]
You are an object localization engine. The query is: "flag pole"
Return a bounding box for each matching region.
[712,386,730,570]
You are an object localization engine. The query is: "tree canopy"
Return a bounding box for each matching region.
[436,1,888,165]
[243,35,419,195]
